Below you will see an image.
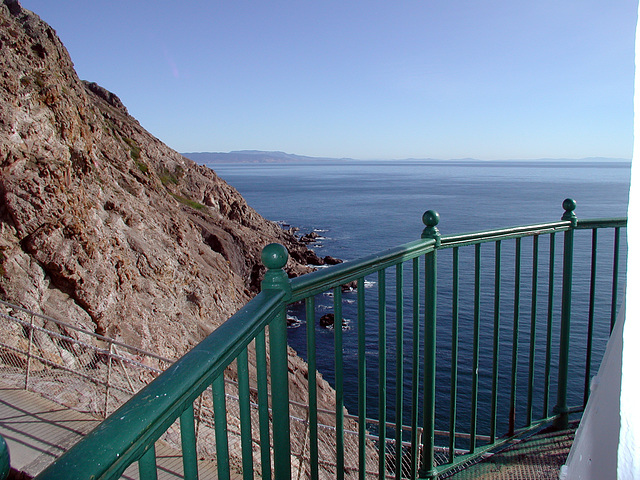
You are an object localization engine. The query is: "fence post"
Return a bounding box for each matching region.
[24,313,35,390]
[419,210,441,479]
[261,243,292,479]
[104,341,114,417]
[554,198,577,430]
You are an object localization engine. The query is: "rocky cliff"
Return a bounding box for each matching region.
[0,1,322,356]
[0,3,373,474]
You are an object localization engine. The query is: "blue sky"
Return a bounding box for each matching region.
[19,1,638,160]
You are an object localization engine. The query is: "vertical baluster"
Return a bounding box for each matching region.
[306,296,319,480]
[261,244,292,478]
[357,277,367,480]
[0,435,8,480]
[138,444,158,480]
[419,210,440,479]
[395,263,404,480]
[584,229,598,406]
[409,257,420,480]
[180,404,199,480]
[543,233,556,418]
[610,226,621,332]
[526,235,539,426]
[490,240,501,443]
[255,330,271,478]
[378,269,387,478]
[554,199,577,430]
[509,237,522,436]
[270,307,291,478]
[334,286,345,480]
[213,377,231,480]
[449,247,459,462]
[237,349,254,479]
[470,244,481,452]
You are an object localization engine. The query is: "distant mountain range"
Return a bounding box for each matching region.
[182,150,631,164]
[182,150,343,164]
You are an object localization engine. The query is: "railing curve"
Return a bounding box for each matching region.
[24,198,627,479]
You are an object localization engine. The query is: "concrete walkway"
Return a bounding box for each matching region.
[0,387,223,479]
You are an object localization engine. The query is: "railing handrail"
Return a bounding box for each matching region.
[31,208,628,479]
[576,217,627,229]
[37,288,286,479]
[290,216,624,302]
[0,299,172,364]
[440,220,571,248]
[290,238,437,301]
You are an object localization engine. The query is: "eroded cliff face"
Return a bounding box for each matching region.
[0,1,319,357]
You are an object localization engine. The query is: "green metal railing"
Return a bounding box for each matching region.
[36,199,626,479]
[0,435,9,480]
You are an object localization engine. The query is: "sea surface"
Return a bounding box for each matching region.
[210,160,631,437]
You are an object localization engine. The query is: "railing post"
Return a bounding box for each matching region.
[0,434,9,480]
[554,198,577,430]
[419,210,441,479]
[261,243,292,479]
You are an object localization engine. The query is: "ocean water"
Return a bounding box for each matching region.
[210,160,631,436]
[212,160,630,258]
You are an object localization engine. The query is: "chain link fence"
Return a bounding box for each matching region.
[0,299,463,478]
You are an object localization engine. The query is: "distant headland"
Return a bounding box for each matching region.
[182,150,631,165]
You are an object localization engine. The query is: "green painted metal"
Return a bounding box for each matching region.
[448,247,460,461]
[490,240,501,443]
[262,243,292,480]
[554,199,577,430]
[37,288,286,480]
[395,263,404,480]
[269,308,291,479]
[356,277,367,480]
[179,405,198,480]
[261,243,293,297]
[0,435,10,480]
[440,221,569,249]
[527,235,540,426]
[213,376,231,480]
[409,257,420,479]
[509,237,522,436]
[469,244,481,453]
[585,229,598,406]
[334,286,345,480]
[419,210,440,479]
[378,269,387,478]
[237,349,254,480]
[611,227,621,331]
[290,239,438,302]
[138,444,158,480]
[34,202,628,480]
[543,232,556,417]
[306,296,320,480]
[255,329,271,478]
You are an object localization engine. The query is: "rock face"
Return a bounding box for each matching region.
[0,3,374,474]
[0,2,317,358]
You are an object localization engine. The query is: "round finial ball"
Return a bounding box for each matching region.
[422,210,440,227]
[562,198,577,212]
[261,243,288,269]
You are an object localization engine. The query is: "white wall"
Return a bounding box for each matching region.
[618,0,640,476]
[562,2,640,478]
